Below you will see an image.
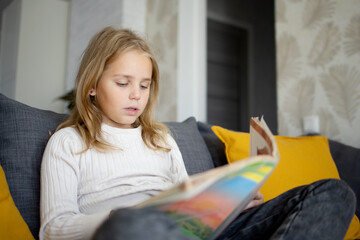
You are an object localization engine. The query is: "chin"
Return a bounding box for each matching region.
[121,118,138,127]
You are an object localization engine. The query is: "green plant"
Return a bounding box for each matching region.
[58,89,76,110]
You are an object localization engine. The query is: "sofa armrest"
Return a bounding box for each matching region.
[328,139,360,217]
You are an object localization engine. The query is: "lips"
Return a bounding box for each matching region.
[124,107,139,115]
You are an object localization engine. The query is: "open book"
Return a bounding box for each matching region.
[136,117,280,240]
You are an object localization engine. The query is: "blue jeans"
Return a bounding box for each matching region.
[93,179,355,240]
[216,179,356,240]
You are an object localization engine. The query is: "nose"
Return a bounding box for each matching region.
[129,86,141,100]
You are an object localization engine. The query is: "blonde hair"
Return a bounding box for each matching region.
[58,27,170,152]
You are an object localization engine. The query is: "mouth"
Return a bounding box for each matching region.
[125,107,139,115]
[126,106,139,111]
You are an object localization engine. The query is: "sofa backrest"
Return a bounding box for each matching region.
[0,94,67,238]
[0,93,217,239]
[2,92,359,238]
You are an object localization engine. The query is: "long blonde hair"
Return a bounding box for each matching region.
[58,27,170,152]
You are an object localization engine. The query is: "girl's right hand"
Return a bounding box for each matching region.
[243,191,264,211]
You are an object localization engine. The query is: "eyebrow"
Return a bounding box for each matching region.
[113,74,151,81]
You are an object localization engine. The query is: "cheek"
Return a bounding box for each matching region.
[145,91,151,103]
[142,91,151,107]
[96,89,118,111]
[95,96,108,113]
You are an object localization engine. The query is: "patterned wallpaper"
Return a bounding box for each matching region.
[276,0,360,148]
[146,0,178,122]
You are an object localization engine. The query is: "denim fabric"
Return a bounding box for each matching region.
[216,179,356,240]
[94,179,355,240]
[93,207,193,240]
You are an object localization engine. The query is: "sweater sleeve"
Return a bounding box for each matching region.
[167,134,189,184]
[39,129,110,240]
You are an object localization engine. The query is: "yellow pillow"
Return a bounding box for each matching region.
[0,165,34,240]
[212,126,360,240]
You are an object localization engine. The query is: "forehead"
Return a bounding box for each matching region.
[105,50,152,70]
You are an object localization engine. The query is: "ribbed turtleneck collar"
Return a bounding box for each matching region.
[101,123,141,135]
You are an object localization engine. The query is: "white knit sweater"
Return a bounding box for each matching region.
[39,124,188,240]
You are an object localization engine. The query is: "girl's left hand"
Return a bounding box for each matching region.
[243,191,264,211]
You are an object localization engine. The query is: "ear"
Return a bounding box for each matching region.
[89,88,96,96]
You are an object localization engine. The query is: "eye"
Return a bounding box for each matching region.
[116,82,128,87]
[140,81,151,89]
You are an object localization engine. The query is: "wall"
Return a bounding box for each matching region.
[146,0,178,121]
[0,0,20,99]
[0,0,69,113]
[16,0,68,112]
[276,0,360,148]
[177,0,207,122]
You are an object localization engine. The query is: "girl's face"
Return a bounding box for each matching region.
[91,50,152,128]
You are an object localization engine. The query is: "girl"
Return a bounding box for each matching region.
[40,27,189,239]
[40,26,355,240]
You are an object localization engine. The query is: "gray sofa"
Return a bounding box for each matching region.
[0,93,359,239]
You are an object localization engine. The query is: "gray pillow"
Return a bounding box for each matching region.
[165,117,214,175]
[0,93,67,239]
[328,139,360,217]
[197,121,227,168]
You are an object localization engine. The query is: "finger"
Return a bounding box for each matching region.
[254,191,264,200]
[244,199,262,211]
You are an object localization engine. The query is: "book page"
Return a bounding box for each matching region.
[136,117,279,240]
[142,155,277,240]
[250,117,279,160]
[137,154,275,207]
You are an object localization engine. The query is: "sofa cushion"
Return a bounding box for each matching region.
[211,126,343,198]
[0,165,34,240]
[165,117,214,175]
[0,94,67,239]
[197,121,227,168]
